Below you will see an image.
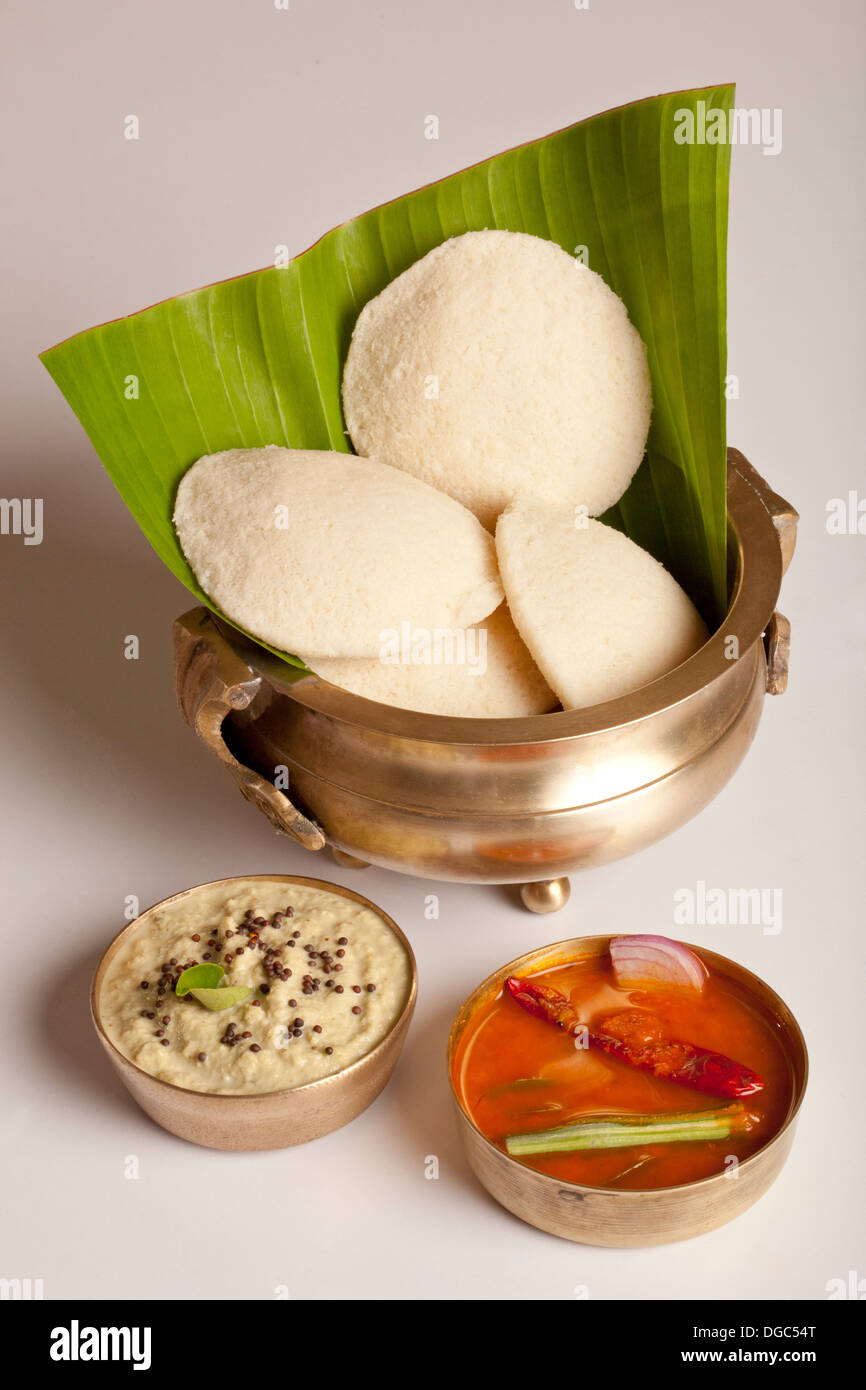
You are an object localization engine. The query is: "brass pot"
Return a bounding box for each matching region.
[448,936,808,1246]
[173,450,797,910]
[91,875,417,1151]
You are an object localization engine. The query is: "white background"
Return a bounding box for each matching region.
[3,0,864,1299]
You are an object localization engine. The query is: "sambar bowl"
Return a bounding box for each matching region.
[447,935,807,1246]
[91,874,417,1151]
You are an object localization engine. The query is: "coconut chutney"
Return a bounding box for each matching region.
[99,880,413,1095]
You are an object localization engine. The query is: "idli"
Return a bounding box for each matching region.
[173,446,503,658]
[496,504,708,710]
[342,230,652,529]
[309,603,557,717]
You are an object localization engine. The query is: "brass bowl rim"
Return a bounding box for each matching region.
[218,461,780,745]
[91,873,418,1104]
[447,934,808,1198]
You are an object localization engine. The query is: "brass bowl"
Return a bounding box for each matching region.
[91,874,417,1151]
[447,936,808,1246]
[173,450,797,910]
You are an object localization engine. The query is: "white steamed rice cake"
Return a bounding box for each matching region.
[173,446,503,659]
[342,229,652,529]
[495,504,708,710]
[309,603,557,717]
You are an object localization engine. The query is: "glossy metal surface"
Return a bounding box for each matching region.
[173,450,797,887]
[447,936,808,1246]
[520,878,571,914]
[91,875,417,1151]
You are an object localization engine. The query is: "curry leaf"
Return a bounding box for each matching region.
[175,963,225,996]
[189,986,253,1012]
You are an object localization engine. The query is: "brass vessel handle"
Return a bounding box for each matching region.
[764,611,791,696]
[173,608,326,851]
[728,450,797,696]
[727,448,799,574]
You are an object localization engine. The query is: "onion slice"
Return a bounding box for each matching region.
[609,934,707,993]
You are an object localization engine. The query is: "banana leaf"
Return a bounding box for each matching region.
[40,85,732,670]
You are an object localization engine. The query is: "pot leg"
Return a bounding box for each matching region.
[332,848,371,870]
[520,877,571,913]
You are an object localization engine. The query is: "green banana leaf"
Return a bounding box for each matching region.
[41,85,732,669]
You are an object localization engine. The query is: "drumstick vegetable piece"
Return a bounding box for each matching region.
[504,976,763,1099]
[505,1103,752,1156]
